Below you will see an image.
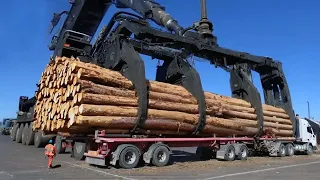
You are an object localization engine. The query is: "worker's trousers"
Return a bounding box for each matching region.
[47,155,54,168]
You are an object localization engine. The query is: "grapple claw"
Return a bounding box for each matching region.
[156,56,206,135]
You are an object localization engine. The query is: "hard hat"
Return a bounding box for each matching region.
[49,140,53,144]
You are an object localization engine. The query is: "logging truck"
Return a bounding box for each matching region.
[10,93,318,169]
[9,0,317,169]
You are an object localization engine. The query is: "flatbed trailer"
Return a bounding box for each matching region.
[82,125,317,169]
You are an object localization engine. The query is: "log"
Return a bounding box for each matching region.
[229,118,293,130]
[76,92,292,125]
[74,64,285,115]
[33,56,294,138]
[73,116,293,137]
[78,79,197,104]
[76,80,290,120]
[77,104,253,130]
[77,68,133,89]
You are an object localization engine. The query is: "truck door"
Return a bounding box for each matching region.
[306,125,317,147]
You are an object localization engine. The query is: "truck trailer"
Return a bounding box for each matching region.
[9,0,317,169]
[83,117,317,169]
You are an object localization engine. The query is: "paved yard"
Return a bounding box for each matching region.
[1,135,320,180]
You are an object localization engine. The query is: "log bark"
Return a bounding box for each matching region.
[76,80,290,119]
[229,118,293,130]
[76,93,292,125]
[33,56,293,138]
[77,105,254,130]
[78,79,197,104]
[74,64,286,115]
[73,116,293,137]
[77,68,133,89]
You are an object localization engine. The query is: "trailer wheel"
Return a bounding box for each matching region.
[73,142,86,160]
[25,123,35,145]
[236,145,249,160]
[118,146,140,169]
[225,145,236,161]
[285,144,294,156]
[16,124,24,143]
[277,143,286,157]
[11,124,18,141]
[55,136,66,154]
[151,145,170,167]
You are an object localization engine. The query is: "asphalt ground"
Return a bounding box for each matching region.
[1,135,320,180]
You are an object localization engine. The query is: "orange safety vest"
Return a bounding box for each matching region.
[45,144,56,156]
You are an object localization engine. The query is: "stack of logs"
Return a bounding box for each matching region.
[32,56,294,138]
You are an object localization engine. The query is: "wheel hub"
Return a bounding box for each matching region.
[240,148,247,158]
[157,151,166,162]
[228,149,234,158]
[125,151,136,164]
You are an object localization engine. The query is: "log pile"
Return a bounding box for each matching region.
[32,56,294,138]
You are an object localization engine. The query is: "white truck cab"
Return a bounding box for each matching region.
[294,118,317,153]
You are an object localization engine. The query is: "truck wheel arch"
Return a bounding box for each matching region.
[143,143,171,164]
[110,144,142,167]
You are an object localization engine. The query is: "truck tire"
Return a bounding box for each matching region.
[73,142,86,160]
[224,145,236,161]
[16,124,24,143]
[55,135,66,154]
[22,124,29,145]
[306,144,314,155]
[236,144,249,160]
[118,146,140,169]
[151,145,170,167]
[277,143,286,157]
[285,143,294,156]
[34,131,54,148]
[11,124,18,141]
[25,123,35,145]
[34,131,42,148]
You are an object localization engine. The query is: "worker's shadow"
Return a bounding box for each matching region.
[51,164,62,169]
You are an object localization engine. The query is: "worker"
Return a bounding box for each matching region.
[45,139,56,169]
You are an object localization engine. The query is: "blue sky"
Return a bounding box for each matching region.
[0,0,319,122]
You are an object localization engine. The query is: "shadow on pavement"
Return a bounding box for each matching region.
[170,150,204,164]
[51,164,62,169]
